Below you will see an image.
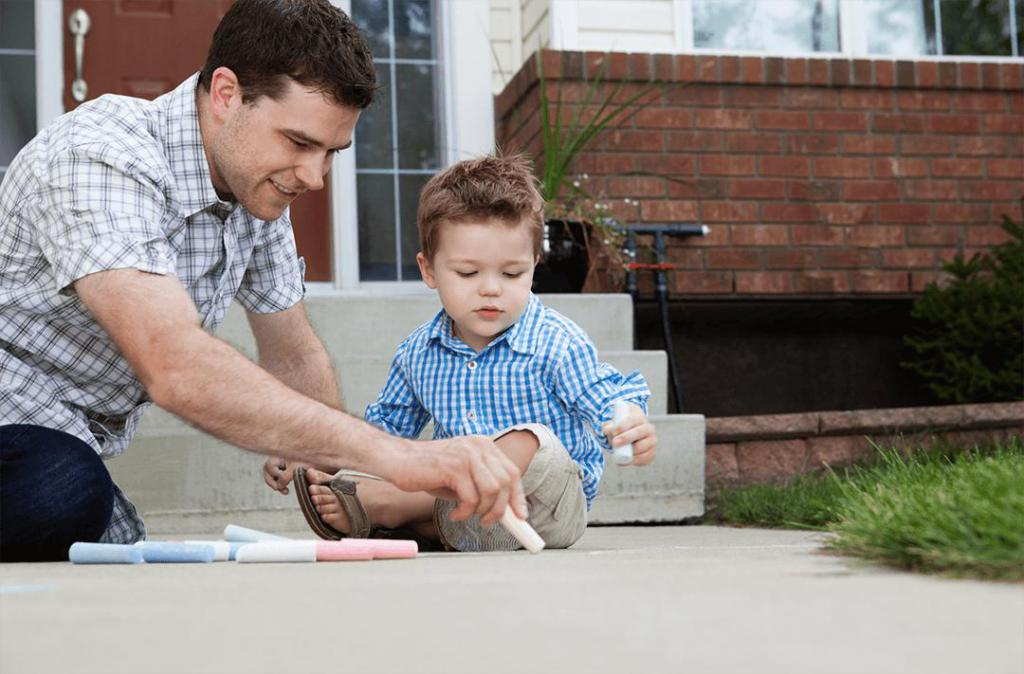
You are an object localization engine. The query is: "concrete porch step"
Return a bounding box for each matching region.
[106,413,704,534]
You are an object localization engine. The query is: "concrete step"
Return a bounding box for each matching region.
[216,293,636,357]
[106,413,705,534]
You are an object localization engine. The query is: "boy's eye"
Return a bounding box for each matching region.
[455,271,477,278]
[504,271,525,278]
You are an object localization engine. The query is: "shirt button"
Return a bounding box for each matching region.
[467,411,476,420]
[467,361,477,370]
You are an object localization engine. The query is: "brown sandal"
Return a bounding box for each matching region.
[293,467,382,540]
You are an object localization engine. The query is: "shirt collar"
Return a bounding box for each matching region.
[162,73,231,219]
[426,293,542,356]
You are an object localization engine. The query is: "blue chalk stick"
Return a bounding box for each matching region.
[69,542,144,564]
[134,542,215,563]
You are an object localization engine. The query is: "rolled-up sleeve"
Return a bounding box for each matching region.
[235,213,306,314]
[364,343,431,439]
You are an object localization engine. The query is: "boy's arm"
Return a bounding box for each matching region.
[364,344,431,439]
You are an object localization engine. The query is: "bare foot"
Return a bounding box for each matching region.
[305,468,436,533]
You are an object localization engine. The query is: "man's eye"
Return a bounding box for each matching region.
[455,271,477,278]
[289,138,308,148]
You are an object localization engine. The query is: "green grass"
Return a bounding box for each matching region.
[709,438,1024,580]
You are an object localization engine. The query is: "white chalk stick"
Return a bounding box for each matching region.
[235,541,317,563]
[184,540,232,562]
[223,524,290,543]
[500,508,545,554]
[611,400,634,466]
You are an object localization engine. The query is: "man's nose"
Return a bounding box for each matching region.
[294,154,326,192]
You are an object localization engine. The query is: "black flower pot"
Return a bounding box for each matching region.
[532,219,590,293]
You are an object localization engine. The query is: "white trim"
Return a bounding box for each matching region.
[549,0,579,51]
[838,0,866,57]
[327,0,359,290]
[443,0,495,163]
[673,0,694,52]
[35,0,64,128]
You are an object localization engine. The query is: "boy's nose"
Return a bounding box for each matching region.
[479,278,502,296]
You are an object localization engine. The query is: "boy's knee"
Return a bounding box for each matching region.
[493,428,541,476]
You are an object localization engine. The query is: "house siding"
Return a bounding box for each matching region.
[575,0,676,54]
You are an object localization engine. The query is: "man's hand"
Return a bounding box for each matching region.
[602,403,657,466]
[263,456,298,494]
[381,435,528,526]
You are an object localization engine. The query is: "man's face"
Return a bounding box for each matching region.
[417,219,537,353]
[207,73,359,221]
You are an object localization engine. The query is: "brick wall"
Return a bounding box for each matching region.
[495,50,1024,297]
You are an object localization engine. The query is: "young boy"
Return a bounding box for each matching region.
[269,154,657,551]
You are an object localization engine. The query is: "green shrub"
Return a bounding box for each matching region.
[902,207,1024,403]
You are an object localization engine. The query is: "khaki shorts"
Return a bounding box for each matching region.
[494,423,588,549]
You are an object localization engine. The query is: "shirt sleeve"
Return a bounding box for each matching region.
[364,343,431,439]
[552,331,651,452]
[35,144,176,294]
[235,211,306,314]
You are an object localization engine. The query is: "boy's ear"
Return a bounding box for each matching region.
[417,252,437,289]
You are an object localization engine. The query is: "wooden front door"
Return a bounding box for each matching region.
[62,0,333,281]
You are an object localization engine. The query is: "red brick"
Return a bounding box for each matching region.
[982,62,1002,88]
[961,181,1023,201]
[730,88,784,108]
[875,61,895,87]
[842,136,897,155]
[762,203,818,223]
[575,153,635,175]
[701,201,759,223]
[695,109,753,129]
[933,204,990,224]
[926,114,982,134]
[883,249,936,268]
[755,111,810,130]
[875,158,929,178]
[911,271,951,292]
[794,271,851,293]
[735,272,795,294]
[719,56,740,83]
[1001,63,1024,89]
[700,156,756,176]
[917,61,939,88]
[602,129,664,152]
[853,270,910,293]
[931,158,984,177]
[900,136,953,156]
[878,204,931,223]
[818,204,875,225]
[765,249,818,269]
[813,112,868,131]
[988,159,1024,178]
[808,60,829,86]
[675,55,697,82]
[807,436,873,467]
[791,225,843,245]
[955,136,1021,156]
[633,108,693,128]
[820,248,881,268]
[959,62,981,88]
[695,55,719,82]
[786,59,808,85]
[760,157,810,177]
[665,86,724,107]
[872,113,925,133]
[729,179,787,199]
[847,225,904,246]
[904,181,958,200]
[667,130,723,152]
[666,178,724,199]
[896,91,951,110]
[705,443,739,488]
[788,180,841,201]
[840,90,894,109]
[789,135,840,154]
[726,133,785,153]
[665,247,705,270]
[706,249,761,269]
[784,88,838,108]
[952,91,1007,112]
[672,271,733,294]
[640,200,699,221]
[635,154,697,175]
[966,226,1015,246]
[731,225,790,246]
[740,57,763,84]
[605,176,667,198]
[985,115,1024,134]
[842,181,901,201]
[627,52,653,80]
[654,53,675,82]
[814,158,872,178]
[907,226,962,246]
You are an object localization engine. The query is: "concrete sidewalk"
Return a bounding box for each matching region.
[1,526,1021,674]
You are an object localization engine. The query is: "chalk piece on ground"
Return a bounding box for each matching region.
[500,508,545,554]
[69,542,144,565]
[315,540,375,561]
[183,540,232,562]
[235,541,317,563]
[223,524,291,543]
[134,542,215,563]
[227,541,254,561]
[364,539,418,559]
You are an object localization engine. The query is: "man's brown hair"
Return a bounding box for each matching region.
[199,0,377,109]
[417,154,545,261]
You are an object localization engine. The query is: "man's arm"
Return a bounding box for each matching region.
[73,268,526,524]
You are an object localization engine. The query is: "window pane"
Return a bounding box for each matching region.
[865,0,937,55]
[0,54,36,167]
[395,63,440,170]
[693,0,840,53]
[394,0,434,60]
[940,0,1015,56]
[355,65,393,169]
[357,174,397,281]
[0,0,34,51]
[351,0,391,59]
[399,173,430,280]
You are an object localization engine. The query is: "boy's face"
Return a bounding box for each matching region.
[417,219,537,352]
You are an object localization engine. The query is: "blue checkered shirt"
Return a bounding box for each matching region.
[365,294,650,508]
[0,74,306,543]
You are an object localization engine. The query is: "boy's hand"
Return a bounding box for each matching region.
[263,456,298,494]
[602,403,657,466]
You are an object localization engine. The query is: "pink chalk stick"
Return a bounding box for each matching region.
[315,541,374,561]
[363,539,418,559]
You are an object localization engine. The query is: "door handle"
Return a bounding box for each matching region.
[68,8,91,103]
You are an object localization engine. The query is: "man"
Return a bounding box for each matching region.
[0,0,525,562]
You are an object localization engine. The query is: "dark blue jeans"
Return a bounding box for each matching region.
[0,425,114,562]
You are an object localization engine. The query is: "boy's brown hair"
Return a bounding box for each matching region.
[417,154,545,261]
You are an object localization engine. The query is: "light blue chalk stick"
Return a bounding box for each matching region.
[227,541,254,561]
[134,542,215,563]
[69,542,144,564]
[223,524,291,543]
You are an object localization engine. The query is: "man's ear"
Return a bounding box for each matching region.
[207,67,243,123]
[417,252,437,289]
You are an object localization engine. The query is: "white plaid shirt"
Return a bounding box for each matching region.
[0,74,306,542]
[365,294,651,508]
